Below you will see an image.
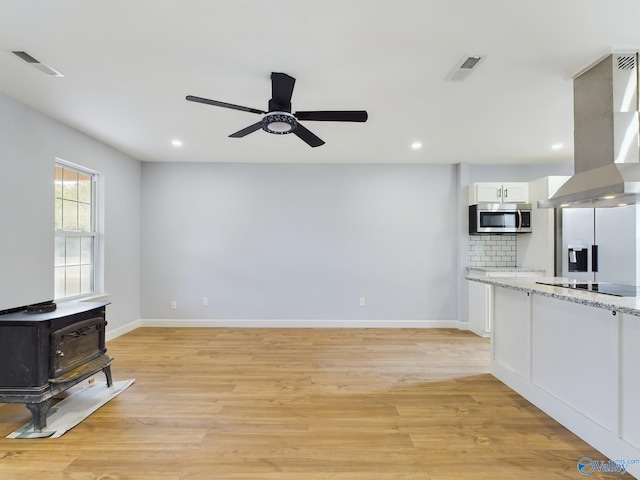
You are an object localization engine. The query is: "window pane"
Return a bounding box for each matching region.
[62,199,78,230]
[78,172,91,203]
[78,203,91,231]
[80,236,93,264]
[55,236,66,267]
[65,266,81,297]
[54,165,63,199]
[54,267,66,298]
[66,237,80,266]
[80,265,93,294]
[54,198,63,230]
[62,168,78,201]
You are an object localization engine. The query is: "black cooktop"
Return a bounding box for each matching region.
[535,281,640,297]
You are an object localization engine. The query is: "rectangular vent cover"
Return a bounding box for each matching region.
[11,50,64,77]
[617,55,636,70]
[12,51,39,63]
[460,56,483,69]
[446,55,486,81]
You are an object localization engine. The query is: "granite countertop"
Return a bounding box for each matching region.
[466,275,640,317]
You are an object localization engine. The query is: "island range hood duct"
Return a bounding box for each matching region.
[539,53,640,208]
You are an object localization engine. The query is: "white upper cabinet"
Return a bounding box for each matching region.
[469,182,529,204]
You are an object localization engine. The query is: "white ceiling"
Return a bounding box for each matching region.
[1,0,640,165]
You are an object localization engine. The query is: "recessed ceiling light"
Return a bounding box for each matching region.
[618,203,628,207]
[411,142,422,150]
[171,139,183,147]
[603,195,615,200]
[551,143,564,150]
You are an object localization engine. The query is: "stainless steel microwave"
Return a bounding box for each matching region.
[469,203,532,234]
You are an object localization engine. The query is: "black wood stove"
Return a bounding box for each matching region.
[0,301,113,431]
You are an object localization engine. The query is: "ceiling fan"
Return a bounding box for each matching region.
[186,72,368,147]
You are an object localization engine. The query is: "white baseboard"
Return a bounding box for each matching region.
[139,318,461,329]
[107,319,471,339]
[456,321,471,331]
[106,319,141,341]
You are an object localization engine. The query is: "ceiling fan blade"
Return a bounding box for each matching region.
[294,110,368,122]
[269,72,296,111]
[293,123,325,147]
[186,95,265,115]
[229,121,263,138]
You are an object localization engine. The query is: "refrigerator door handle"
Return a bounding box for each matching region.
[592,245,598,273]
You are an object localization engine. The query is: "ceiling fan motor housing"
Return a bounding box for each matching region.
[262,112,297,134]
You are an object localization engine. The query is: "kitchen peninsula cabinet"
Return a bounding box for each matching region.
[468,182,529,204]
[530,295,618,432]
[492,287,530,378]
[468,276,640,478]
[467,268,543,337]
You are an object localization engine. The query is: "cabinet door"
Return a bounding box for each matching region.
[502,182,528,203]
[474,182,504,202]
[468,282,492,337]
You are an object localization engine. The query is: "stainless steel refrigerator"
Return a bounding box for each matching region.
[558,206,638,285]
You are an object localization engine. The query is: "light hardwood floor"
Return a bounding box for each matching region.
[0,328,625,479]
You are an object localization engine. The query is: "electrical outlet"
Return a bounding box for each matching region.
[359,297,366,307]
[202,297,208,306]
[171,300,177,310]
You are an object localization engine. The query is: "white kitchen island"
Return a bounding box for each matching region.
[466,267,545,337]
[467,276,640,478]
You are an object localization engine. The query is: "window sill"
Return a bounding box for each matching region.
[79,293,112,302]
[57,293,112,304]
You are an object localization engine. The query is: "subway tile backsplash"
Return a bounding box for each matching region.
[468,234,517,268]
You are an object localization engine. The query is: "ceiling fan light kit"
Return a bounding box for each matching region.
[186,72,368,147]
[262,112,297,134]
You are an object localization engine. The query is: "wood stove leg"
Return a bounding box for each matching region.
[103,365,113,387]
[25,398,53,432]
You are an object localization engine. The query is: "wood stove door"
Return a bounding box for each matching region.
[50,317,106,378]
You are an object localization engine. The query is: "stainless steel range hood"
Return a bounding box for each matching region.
[539,53,640,208]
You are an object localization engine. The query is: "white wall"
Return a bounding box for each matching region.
[141,162,459,325]
[0,93,141,332]
[467,163,573,182]
[0,94,53,310]
[0,90,575,330]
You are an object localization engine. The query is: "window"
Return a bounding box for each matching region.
[54,162,97,299]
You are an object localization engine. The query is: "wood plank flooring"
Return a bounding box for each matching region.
[0,328,626,479]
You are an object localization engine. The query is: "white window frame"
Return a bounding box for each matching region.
[54,159,101,301]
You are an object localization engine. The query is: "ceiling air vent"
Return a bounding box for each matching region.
[446,55,486,81]
[11,50,64,77]
[617,55,635,70]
